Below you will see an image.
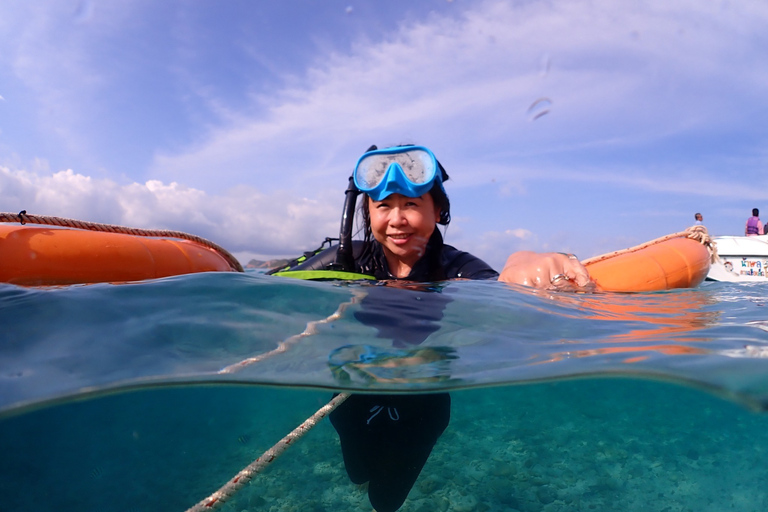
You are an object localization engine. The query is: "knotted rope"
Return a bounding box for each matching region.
[0,211,244,272]
[581,225,718,266]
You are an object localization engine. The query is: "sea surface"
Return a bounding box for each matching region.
[2,271,768,511]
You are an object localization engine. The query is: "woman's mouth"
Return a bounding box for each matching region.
[388,233,411,245]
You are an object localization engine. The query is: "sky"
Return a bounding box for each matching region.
[1,0,767,270]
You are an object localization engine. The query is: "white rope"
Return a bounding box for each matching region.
[218,288,366,374]
[0,211,243,272]
[582,225,718,266]
[187,288,366,509]
[185,392,350,511]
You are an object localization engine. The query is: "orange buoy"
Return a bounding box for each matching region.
[583,228,713,292]
[0,215,242,286]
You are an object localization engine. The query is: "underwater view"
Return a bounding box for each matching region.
[3,1,767,510]
[2,272,768,511]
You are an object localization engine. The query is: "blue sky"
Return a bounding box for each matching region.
[1,0,767,270]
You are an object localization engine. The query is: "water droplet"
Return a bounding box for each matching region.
[73,0,94,22]
[527,97,552,121]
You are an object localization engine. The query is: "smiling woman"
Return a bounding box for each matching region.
[1,3,765,512]
[347,145,591,287]
[1,2,766,262]
[366,193,441,277]
[280,143,593,512]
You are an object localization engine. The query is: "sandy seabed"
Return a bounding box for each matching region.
[205,379,768,512]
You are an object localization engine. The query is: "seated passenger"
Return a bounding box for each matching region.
[746,208,763,236]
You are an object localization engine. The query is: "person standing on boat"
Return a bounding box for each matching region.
[745,208,763,236]
[694,213,703,225]
[327,144,591,512]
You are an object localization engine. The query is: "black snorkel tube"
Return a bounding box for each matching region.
[268,146,375,280]
[334,175,360,272]
[332,144,378,272]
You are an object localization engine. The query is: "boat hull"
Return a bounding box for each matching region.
[707,235,768,282]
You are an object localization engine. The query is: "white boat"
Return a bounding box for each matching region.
[707,234,768,282]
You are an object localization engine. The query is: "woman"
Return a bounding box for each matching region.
[328,144,591,512]
[345,144,589,285]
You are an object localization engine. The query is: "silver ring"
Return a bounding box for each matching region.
[567,254,578,260]
[551,273,569,284]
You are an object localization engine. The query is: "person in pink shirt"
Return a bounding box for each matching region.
[745,208,763,236]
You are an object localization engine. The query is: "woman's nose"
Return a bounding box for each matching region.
[389,208,407,225]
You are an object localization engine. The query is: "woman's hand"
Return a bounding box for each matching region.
[498,251,593,290]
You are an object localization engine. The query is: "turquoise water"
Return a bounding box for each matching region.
[2,272,768,511]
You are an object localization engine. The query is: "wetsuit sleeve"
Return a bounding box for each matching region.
[281,241,367,272]
[441,245,499,280]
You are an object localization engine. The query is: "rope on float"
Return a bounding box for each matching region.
[185,392,350,512]
[0,211,244,272]
[581,225,718,266]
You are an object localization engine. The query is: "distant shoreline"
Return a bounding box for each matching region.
[245,258,290,270]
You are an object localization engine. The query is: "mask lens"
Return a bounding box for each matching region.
[355,148,435,189]
[356,154,393,189]
[391,150,433,184]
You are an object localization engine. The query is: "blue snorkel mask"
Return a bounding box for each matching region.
[353,145,446,202]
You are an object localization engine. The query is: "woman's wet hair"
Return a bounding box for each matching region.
[433,161,451,225]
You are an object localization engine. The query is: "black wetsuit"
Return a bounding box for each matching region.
[327,230,497,511]
[353,229,499,282]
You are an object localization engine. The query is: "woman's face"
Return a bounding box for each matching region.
[368,193,441,273]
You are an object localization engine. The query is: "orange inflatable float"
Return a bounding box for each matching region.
[1,212,713,291]
[0,213,243,286]
[583,226,714,292]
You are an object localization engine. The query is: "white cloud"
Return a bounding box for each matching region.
[461,227,536,270]
[534,162,768,201]
[0,1,154,172]
[0,166,339,258]
[2,0,767,263]
[150,0,768,197]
